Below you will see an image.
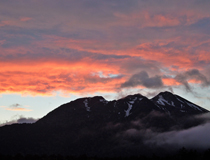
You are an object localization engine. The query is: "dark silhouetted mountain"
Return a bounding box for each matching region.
[0,91,209,157]
[151,91,208,116]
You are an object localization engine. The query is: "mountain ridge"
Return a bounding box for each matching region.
[37,91,208,125]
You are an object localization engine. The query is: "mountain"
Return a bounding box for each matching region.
[151,91,208,116]
[0,91,209,157]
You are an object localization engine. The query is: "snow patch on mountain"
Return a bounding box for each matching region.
[100,98,108,104]
[156,96,177,108]
[177,97,184,103]
[181,104,184,109]
[186,102,202,111]
[114,102,117,107]
[129,101,135,104]
[157,95,170,106]
[129,97,137,104]
[139,98,143,101]
[83,99,90,112]
[125,103,133,117]
[155,104,161,109]
[171,101,175,107]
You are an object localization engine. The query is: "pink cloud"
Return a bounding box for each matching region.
[20,17,32,22]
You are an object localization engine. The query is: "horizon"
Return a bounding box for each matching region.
[1,1,210,125]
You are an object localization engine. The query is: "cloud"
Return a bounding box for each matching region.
[0,116,38,127]
[146,122,210,150]
[175,69,210,91]
[20,17,32,22]
[16,117,37,123]
[189,17,210,34]
[5,104,32,112]
[0,59,126,95]
[111,112,210,155]
[0,0,209,98]
[121,71,163,88]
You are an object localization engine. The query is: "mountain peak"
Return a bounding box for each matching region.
[151,91,208,116]
[159,91,174,95]
[76,96,106,102]
[154,91,175,98]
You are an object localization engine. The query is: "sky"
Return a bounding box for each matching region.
[1,0,210,124]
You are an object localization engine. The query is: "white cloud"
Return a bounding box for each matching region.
[146,122,210,149]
